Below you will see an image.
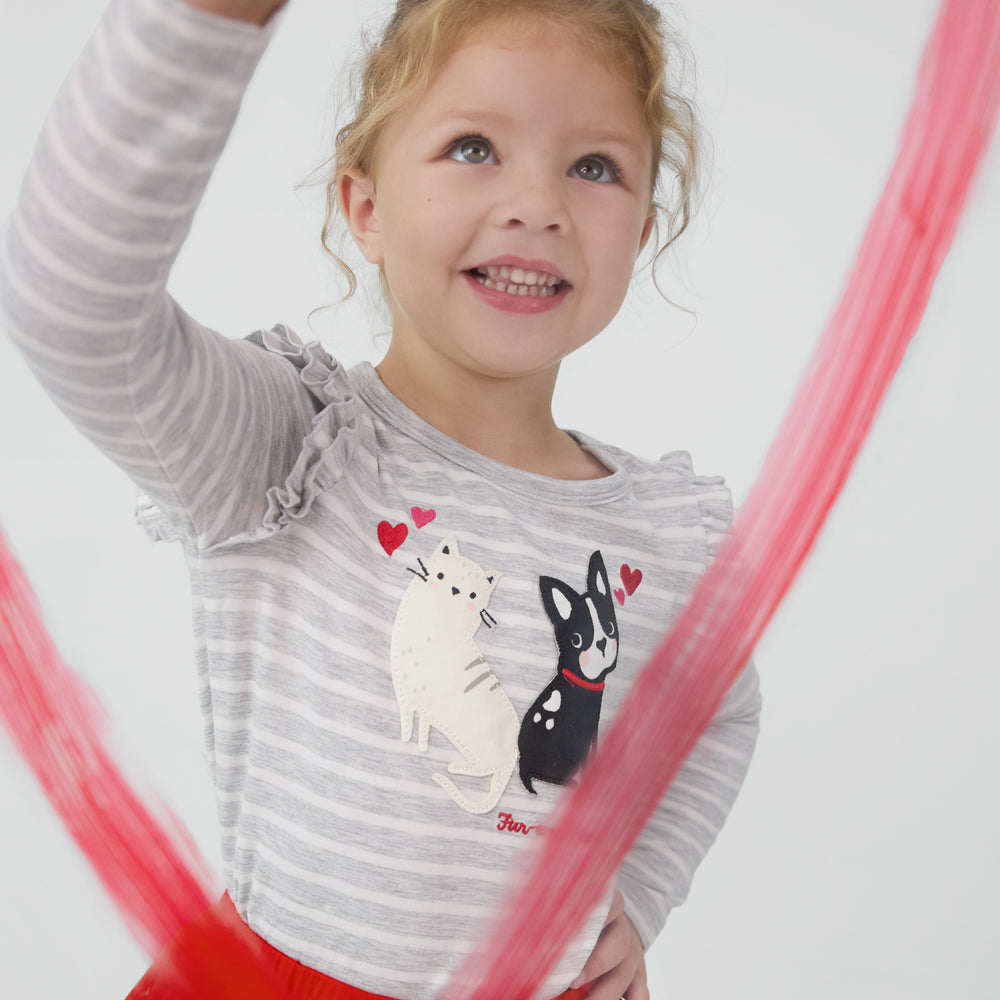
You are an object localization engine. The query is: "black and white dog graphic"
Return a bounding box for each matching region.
[518,550,619,794]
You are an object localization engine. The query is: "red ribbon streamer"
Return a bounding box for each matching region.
[0,529,215,956]
[0,532,301,997]
[444,3,1000,998]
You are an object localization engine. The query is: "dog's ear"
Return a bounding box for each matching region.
[587,551,612,606]
[539,576,579,627]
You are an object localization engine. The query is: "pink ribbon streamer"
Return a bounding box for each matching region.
[0,527,302,995]
[0,528,216,956]
[444,2,1000,998]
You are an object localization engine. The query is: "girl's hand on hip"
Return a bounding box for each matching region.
[570,890,649,1000]
[182,0,287,25]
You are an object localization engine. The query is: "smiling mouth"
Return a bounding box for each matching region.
[469,265,566,298]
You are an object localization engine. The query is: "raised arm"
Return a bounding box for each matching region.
[0,0,319,550]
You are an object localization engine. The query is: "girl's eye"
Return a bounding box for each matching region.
[573,156,618,184]
[448,136,495,165]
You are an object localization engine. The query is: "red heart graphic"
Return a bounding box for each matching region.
[613,588,626,607]
[411,506,437,529]
[378,521,408,556]
[620,564,642,596]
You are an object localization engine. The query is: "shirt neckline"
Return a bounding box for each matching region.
[350,362,632,505]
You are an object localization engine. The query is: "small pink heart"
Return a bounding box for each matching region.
[378,521,408,556]
[620,564,642,596]
[614,588,626,607]
[411,506,437,529]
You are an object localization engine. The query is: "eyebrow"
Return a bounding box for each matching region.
[586,132,649,153]
[435,109,516,128]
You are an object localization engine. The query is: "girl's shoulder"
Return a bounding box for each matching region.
[576,432,729,496]
[575,433,736,543]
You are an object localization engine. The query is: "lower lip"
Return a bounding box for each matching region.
[463,272,569,314]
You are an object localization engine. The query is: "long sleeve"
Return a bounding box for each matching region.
[617,658,760,948]
[615,465,762,948]
[0,0,318,551]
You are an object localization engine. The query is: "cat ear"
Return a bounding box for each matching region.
[484,571,501,593]
[435,537,460,558]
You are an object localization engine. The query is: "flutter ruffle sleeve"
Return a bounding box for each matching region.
[136,324,364,552]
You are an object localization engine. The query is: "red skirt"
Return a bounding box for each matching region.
[127,893,588,1000]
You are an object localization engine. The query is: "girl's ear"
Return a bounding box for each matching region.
[338,171,384,265]
[638,208,656,255]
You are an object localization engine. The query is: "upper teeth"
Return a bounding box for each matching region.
[478,266,560,286]
[473,265,562,297]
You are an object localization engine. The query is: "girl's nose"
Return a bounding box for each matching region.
[495,169,568,233]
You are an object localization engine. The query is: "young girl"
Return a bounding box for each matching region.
[0,0,761,996]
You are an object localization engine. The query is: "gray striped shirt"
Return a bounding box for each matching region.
[0,0,761,996]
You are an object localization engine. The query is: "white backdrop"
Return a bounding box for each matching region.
[1,0,998,997]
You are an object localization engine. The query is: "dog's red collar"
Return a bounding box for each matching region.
[561,668,605,692]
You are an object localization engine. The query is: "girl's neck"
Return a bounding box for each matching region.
[374,350,610,481]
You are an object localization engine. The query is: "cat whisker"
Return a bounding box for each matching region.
[407,556,430,581]
[480,609,497,629]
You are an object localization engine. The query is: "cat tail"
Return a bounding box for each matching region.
[432,766,512,816]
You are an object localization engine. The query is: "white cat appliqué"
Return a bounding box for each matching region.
[389,538,518,814]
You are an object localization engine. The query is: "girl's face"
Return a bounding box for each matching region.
[342,22,656,389]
